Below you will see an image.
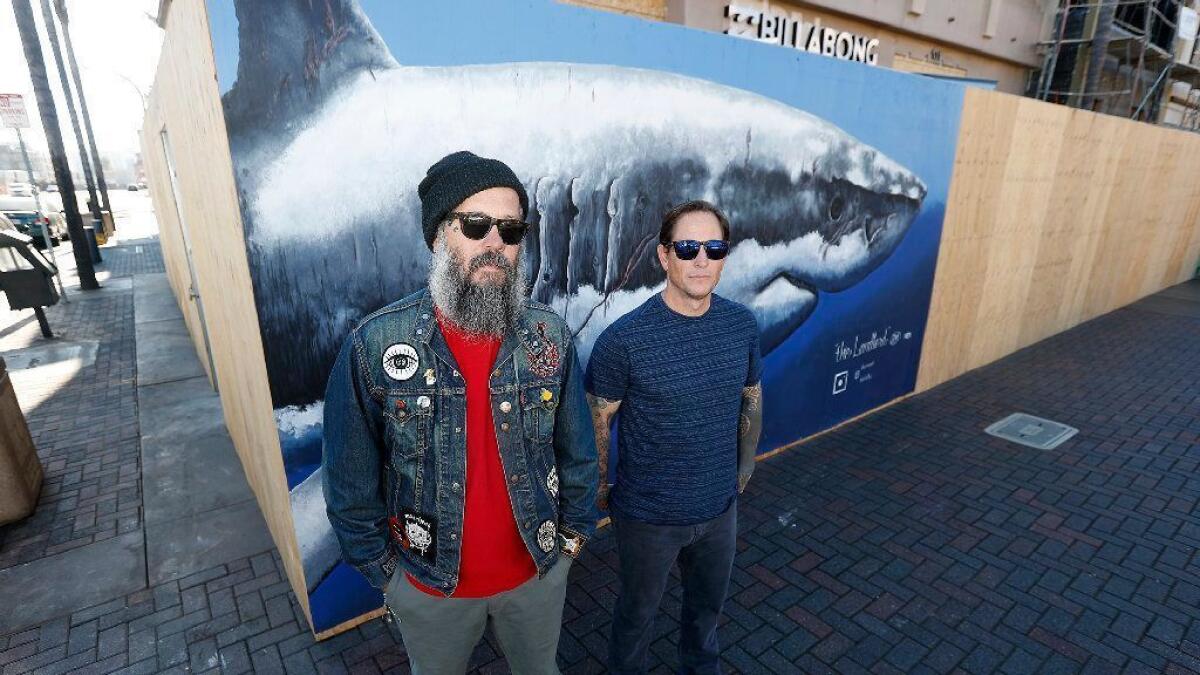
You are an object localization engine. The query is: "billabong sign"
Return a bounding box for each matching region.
[724,3,880,65]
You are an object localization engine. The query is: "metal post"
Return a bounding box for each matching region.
[11,0,98,290]
[37,220,67,301]
[1082,0,1117,110]
[1039,0,1073,101]
[1134,61,1173,119]
[15,128,67,302]
[1132,0,1149,117]
[13,127,40,210]
[32,306,52,338]
[53,0,112,223]
[1123,39,1134,114]
[38,0,102,228]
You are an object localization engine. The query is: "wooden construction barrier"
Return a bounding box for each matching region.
[917,90,1200,392]
[143,0,1200,636]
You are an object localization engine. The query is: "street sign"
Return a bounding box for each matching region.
[0,94,31,129]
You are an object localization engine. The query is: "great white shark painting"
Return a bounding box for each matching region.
[208,0,956,628]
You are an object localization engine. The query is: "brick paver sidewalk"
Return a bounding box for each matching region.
[0,241,146,571]
[1,249,1197,673]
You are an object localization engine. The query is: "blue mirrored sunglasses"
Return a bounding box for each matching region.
[670,239,730,261]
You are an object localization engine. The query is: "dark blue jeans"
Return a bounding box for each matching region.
[609,500,737,675]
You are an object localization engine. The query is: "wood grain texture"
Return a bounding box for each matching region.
[141,0,313,632]
[557,0,667,20]
[917,88,1200,392]
[140,97,211,385]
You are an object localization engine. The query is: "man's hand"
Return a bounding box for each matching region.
[737,470,752,494]
[560,528,585,558]
[597,482,612,510]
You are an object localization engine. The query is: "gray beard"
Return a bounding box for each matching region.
[428,242,527,338]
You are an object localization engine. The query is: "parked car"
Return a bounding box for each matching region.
[0,196,68,247]
[126,183,139,191]
[42,184,59,193]
[37,191,64,214]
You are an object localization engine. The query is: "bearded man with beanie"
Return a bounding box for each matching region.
[322,151,598,674]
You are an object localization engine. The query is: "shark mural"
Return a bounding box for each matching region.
[206,0,961,632]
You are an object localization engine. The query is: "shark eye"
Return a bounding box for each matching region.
[829,196,846,222]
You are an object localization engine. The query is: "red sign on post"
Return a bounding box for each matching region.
[0,94,31,129]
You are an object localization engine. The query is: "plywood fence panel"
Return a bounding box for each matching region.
[1113,125,1164,307]
[917,88,1200,394]
[1152,133,1200,288]
[1019,106,1087,348]
[1055,112,1127,332]
[141,0,312,625]
[1140,132,1188,297]
[1023,107,1118,344]
[971,96,1066,363]
[914,88,1019,388]
[1146,129,1195,288]
[1176,183,1200,282]
[558,0,666,20]
[1185,149,1200,281]
[1081,124,1146,319]
[140,100,212,385]
[138,108,176,292]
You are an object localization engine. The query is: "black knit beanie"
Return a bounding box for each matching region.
[417,151,529,250]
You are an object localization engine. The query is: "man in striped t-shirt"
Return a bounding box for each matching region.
[586,200,763,674]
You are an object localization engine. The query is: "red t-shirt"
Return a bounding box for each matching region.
[408,312,536,597]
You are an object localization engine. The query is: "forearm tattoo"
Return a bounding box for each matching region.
[738,384,763,472]
[587,394,622,488]
[743,384,762,415]
[739,384,762,439]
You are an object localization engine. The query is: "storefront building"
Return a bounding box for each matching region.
[570,0,1050,94]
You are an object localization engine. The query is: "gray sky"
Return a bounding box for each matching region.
[0,0,163,160]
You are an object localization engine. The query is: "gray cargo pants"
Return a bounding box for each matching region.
[384,556,572,675]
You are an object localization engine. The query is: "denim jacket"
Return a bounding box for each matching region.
[322,288,598,594]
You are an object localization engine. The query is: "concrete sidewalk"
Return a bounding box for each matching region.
[0,234,1198,673]
[134,274,273,587]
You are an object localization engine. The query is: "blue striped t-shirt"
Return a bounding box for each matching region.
[586,293,762,525]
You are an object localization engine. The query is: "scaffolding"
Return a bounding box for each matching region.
[1033,0,1200,128]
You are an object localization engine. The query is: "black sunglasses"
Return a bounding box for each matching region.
[668,239,730,261]
[448,211,531,246]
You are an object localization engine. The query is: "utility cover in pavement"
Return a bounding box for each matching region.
[2,339,98,370]
[985,413,1078,450]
